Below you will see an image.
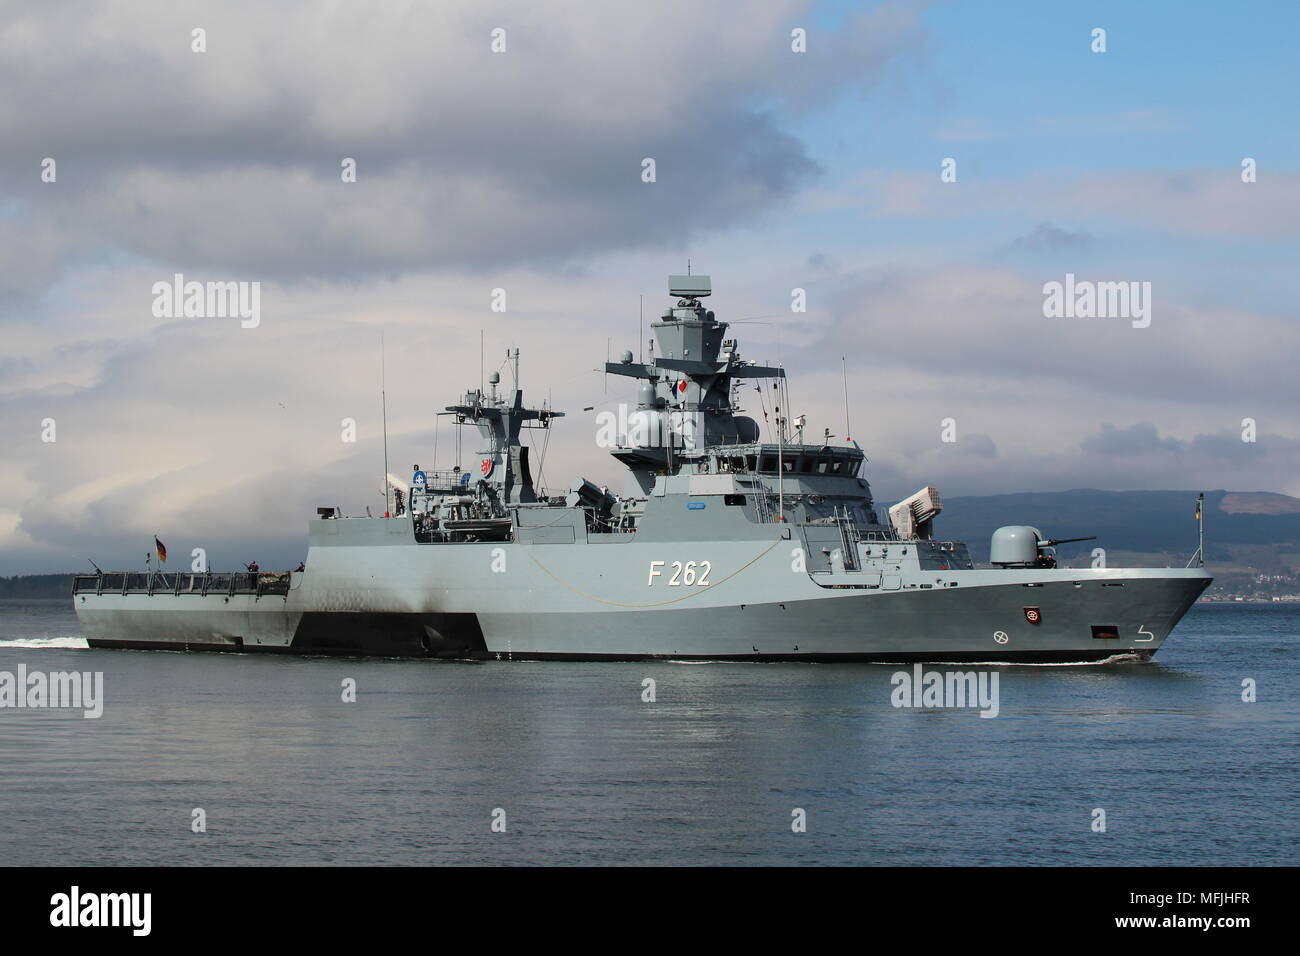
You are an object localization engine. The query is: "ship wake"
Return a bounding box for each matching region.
[0,637,90,650]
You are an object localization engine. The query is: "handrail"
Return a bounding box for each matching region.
[72,570,292,597]
[411,470,474,489]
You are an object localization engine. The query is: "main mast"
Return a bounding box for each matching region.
[442,358,562,505]
[604,274,785,479]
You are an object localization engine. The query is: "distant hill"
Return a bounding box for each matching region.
[1219,492,1300,515]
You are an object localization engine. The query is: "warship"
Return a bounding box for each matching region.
[73,275,1211,661]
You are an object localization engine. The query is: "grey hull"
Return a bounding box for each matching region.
[76,536,1210,662]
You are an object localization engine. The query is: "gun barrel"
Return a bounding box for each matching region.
[1040,535,1098,547]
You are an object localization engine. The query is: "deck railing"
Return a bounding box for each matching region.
[72,571,291,598]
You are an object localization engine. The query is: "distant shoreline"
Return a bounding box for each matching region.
[1198,599,1299,606]
[0,574,76,599]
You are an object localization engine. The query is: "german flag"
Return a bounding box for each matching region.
[155,536,167,563]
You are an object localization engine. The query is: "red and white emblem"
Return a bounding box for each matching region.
[1024,606,1042,624]
[480,457,495,478]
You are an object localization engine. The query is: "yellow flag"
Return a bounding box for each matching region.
[155,536,167,563]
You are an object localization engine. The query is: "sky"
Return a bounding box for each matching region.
[1,0,1297,574]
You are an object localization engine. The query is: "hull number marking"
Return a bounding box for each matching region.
[648,561,712,587]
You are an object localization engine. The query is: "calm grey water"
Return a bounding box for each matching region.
[0,599,1295,866]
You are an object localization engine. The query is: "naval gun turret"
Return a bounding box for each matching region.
[990,525,1097,568]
